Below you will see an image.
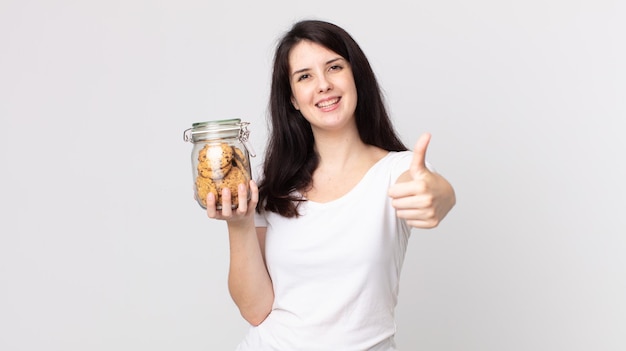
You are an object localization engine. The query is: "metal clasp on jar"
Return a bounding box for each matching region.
[183,128,193,143]
[238,122,256,157]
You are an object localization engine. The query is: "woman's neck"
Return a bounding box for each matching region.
[313,129,368,169]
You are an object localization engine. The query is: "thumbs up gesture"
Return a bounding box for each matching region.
[388,133,456,229]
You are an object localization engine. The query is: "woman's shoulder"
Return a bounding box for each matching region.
[380,150,413,166]
[365,145,411,164]
[381,149,436,175]
[368,150,412,182]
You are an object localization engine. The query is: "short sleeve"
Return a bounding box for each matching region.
[390,151,413,182]
[251,162,268,227]
[254,210,268,227]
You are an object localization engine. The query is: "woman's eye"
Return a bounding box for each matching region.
[297,74,310,81]
[329,65,343,71]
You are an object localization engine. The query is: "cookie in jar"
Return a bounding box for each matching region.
[183,119,255,209]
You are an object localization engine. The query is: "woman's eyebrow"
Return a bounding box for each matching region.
[292,67,310,78]
[326,57,343,65]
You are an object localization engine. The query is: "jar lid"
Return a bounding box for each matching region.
[183,118,242,142]
[191,118,241,130]
[183,118,256,157]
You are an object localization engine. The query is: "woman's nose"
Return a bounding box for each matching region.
[317,76,332,93]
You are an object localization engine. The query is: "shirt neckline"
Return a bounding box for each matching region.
[302,151,394,207]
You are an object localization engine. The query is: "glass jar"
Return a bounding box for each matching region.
[183,119,255,209]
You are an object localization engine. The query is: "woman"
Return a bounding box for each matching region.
[206,20,456,351]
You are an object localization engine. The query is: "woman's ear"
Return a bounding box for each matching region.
[291,96,300,110]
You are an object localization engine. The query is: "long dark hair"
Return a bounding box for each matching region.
[258,20,407,217]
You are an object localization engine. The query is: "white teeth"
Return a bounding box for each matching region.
[317,98,339,108]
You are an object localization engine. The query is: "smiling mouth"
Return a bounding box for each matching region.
[316,97,340,108]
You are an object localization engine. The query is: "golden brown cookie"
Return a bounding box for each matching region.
[220,166,247,203]
[198,161,230,179]
[197,143,233,179]
[196,177,218,208]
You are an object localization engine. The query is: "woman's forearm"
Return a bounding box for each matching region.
[227,224,274,326]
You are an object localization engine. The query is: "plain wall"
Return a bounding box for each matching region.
[1,0,624,350]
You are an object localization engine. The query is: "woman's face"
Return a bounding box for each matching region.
[288,40,358,133]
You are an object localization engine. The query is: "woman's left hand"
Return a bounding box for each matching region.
[388,133,456,229]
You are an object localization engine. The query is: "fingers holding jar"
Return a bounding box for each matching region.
[206,180,259,221]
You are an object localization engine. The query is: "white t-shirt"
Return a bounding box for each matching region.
[237,151,414,351]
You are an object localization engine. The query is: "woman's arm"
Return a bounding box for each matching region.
[207,181,274,325]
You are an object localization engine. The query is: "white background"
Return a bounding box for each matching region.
[1,0,625,350]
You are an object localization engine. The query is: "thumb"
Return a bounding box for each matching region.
[410,132,431,179]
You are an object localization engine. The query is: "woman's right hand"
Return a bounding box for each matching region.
[206,180,259,227]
